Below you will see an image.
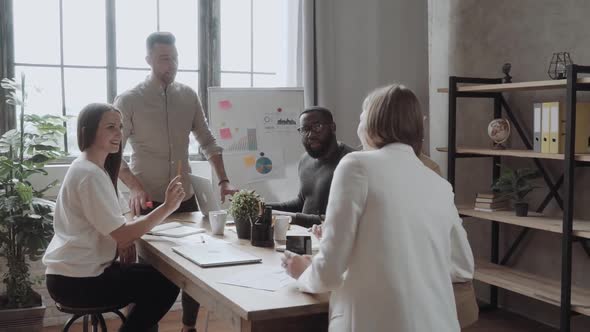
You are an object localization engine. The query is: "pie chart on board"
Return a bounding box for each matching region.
[255,153,273,174]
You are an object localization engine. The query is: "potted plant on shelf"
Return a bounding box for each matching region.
[228,189,262,239]
[0,75,66,331]
[491,165,541,217]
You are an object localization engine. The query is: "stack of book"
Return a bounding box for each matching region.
[474,192,508,212]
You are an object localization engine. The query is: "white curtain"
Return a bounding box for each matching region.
[301,0,335,108]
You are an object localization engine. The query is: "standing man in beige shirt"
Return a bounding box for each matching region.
[114,32,236,332]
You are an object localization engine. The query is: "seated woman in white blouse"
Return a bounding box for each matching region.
[43,103,184,332]
[282,84,475,332]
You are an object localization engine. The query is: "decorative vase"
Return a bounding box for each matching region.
[515,202,529,217]
[234,217,251,239]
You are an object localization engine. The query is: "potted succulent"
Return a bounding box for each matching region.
[228,190,262,239]
[491,165,541,217]
[0,75,66,331]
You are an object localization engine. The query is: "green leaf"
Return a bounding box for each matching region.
[1,77,19,89]
[29,144,59,151]
[28,154,50,163]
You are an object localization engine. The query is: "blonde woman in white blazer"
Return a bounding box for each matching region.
[282,84,475,332]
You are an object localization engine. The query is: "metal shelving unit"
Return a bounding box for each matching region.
[440,64,590,331]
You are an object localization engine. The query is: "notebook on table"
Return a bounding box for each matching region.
[172,243,262,268]
[147,222,206,238]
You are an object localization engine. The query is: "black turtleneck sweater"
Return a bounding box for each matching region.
[269,142,355,227]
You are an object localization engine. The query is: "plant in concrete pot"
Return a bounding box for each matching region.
[491,165,541,217]
[0,75,66,331]
[228,190,262,239]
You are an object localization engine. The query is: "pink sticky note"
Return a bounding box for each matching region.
[220,128,232,140]
[219,100,232,110]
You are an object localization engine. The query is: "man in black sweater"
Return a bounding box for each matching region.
[269,107,355,227]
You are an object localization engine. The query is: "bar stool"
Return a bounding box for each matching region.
[55,303,126,332]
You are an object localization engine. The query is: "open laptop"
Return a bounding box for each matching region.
[172,243,262,267]
[189,174,221,218]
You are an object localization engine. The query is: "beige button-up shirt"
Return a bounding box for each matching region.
[114,75,222,202]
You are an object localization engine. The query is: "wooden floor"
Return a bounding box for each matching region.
[43,308,558,332]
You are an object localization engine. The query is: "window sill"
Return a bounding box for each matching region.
[48,153,207,165]
[31,160,211,197]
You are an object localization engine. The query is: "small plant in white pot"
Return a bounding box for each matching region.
[491,165,541,217]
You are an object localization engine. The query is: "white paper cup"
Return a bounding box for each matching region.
[209,210,228,235]
[273,216,291,241]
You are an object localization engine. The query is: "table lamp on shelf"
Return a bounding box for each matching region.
[547,52,573,80]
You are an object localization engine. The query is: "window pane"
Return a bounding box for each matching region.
[14,66,64,150]
[175,71,199,93]
[160,0,199,70]
[13,0,61,65]
[14,66,63,117]
[116,0,157,67]
[116,69,151,95]
[220,0,251,71]
[188,136,199,155]
[253,74,281,87]
[64,68,107,155]
[252,0,284,73]
[176,70,199,155]
[221,73,251,87]
[62,0,106,66]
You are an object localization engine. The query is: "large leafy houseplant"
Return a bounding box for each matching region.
[0,74,66,309]
[228,190,262,239]
[491,165,541,217]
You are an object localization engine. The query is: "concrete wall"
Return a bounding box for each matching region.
[429,1,590,329]
[315,0,429,150]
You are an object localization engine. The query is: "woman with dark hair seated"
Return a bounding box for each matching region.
[43,103,183,332]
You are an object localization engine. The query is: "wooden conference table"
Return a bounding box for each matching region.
[137,212,329,332]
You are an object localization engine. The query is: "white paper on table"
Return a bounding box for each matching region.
[147,222,206,237]
[162,233,231,246]
[218,266,294,291]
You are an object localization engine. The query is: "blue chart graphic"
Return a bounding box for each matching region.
[255,153,273,174]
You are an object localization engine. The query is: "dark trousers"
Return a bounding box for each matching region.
[142,195,201,327]
[46,263,179,332]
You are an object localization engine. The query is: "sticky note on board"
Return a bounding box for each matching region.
[220,128,232,140]
[219,100,232,110]
[243,155,256,167]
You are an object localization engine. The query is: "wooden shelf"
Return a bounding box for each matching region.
[436,147,590,162]
[474,260,590,316]
[458,206,590,239]
[437,77,590,93]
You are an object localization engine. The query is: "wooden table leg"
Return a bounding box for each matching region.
[247,313,329,332]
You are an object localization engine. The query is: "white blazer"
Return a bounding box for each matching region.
[297,143,474,332]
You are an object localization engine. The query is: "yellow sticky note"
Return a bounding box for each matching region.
[243,155,256,167]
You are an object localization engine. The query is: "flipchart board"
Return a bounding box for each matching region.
[207,87,305,207]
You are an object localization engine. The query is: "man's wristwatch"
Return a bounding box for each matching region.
[218,179,230,186]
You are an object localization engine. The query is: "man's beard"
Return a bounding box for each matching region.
[304,134,336,159]
[160,72,176,85]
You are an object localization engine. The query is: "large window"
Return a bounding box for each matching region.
[8,0,300,157]
[220,0,298,87]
